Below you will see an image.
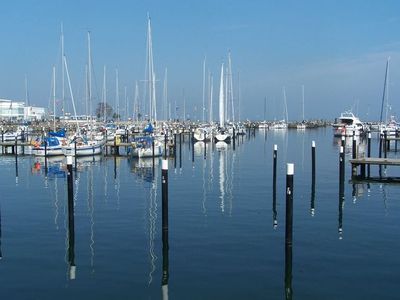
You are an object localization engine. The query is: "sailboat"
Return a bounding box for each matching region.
[61,38,104,157]
[270,87,288,130]
[214,63,231,143]
[297,85,306,130]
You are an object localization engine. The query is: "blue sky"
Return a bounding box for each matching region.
[0,0,400,120]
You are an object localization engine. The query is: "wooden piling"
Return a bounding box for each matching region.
[179,132,182,169]
[367,132,371,177]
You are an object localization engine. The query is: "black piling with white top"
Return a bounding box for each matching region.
[273,144,277,227]
[311,141,316,216]
[285,163,294,300]
[66,156,76,279]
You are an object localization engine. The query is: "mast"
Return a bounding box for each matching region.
[302,84,305,121]
[115,68,119,122]
[163,68,168,121]
[219,63,225,128]
[63,55,79,131]
[102,66,107,123]
[227,51,234,122]
[61,23,65,117]
[380,57,390,124]
[85,65,88,116]
[202,56,206,122]
[53,66,56,131]
[87,31,92,121]
[134,81,139,122]
[208,71,212,123]
[210,74,214,123]
[145,14,156,123]
[283,86,288,123]
[124,86,128,121]
[237,71,240,122]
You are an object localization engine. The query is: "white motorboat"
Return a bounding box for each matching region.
[333,111,366,137]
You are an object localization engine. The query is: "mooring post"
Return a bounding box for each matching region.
[161,159,169,298]
[152,138,155,166]
[352,133,357,159]
[395,130,398,152]
[173,130,177,157]
[162,159,169,232]
[164,132,168,159]
[44,141,48,177]
[233,127,236,151]
[14,135,18,158]
[179,131,182,169]
[340,146,346,181]
[367,132,371,177]
[273,144,278,228]
[341,135,345,149]
[74,139,77,170]
[1,129,3,155]
[66,156,76,280]
[311,141,316,216]
[285,163,294,300]
[191,135,195,163]
[285,163,294,246]
[311,141,316,180]
[384,131,388,158]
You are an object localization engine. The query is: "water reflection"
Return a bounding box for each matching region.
[147,165,158,285]
[87,168,96,272]
[338,178,345,240]
[285,241,293,300]
[0,201,2,260]
[217,143,226,213]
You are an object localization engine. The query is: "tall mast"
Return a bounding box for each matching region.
[380,57,390,123]
[61,23,65,117]
[227,51,234,122]
[209,73,214,123]
[134,81,139,121]
[301,85,305,121]
[219,63,225,128]
[63,55,79,131]
[53,66,56,131]
[283,86,288,123]
[202,56,206,122]
[145,14,156,123]
[115,68,119,121]
[87,31,92,121]
[102,65,107,123]
[163,68,168,121]
[124,86,128,121]
[85,65,88,116]
[208,71,211,123]
[237,71,241,122]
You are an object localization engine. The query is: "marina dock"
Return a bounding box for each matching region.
[349,157,400,180]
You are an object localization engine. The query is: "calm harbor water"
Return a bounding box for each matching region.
[1,128,400,299]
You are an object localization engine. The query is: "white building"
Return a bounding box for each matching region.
[24,106,47,121]
[0,98,47,121]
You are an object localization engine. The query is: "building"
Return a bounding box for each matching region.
[0,98,47,121]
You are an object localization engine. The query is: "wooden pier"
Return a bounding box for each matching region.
[349,157,400,180]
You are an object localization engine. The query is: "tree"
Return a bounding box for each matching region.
[96,102,113,120]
